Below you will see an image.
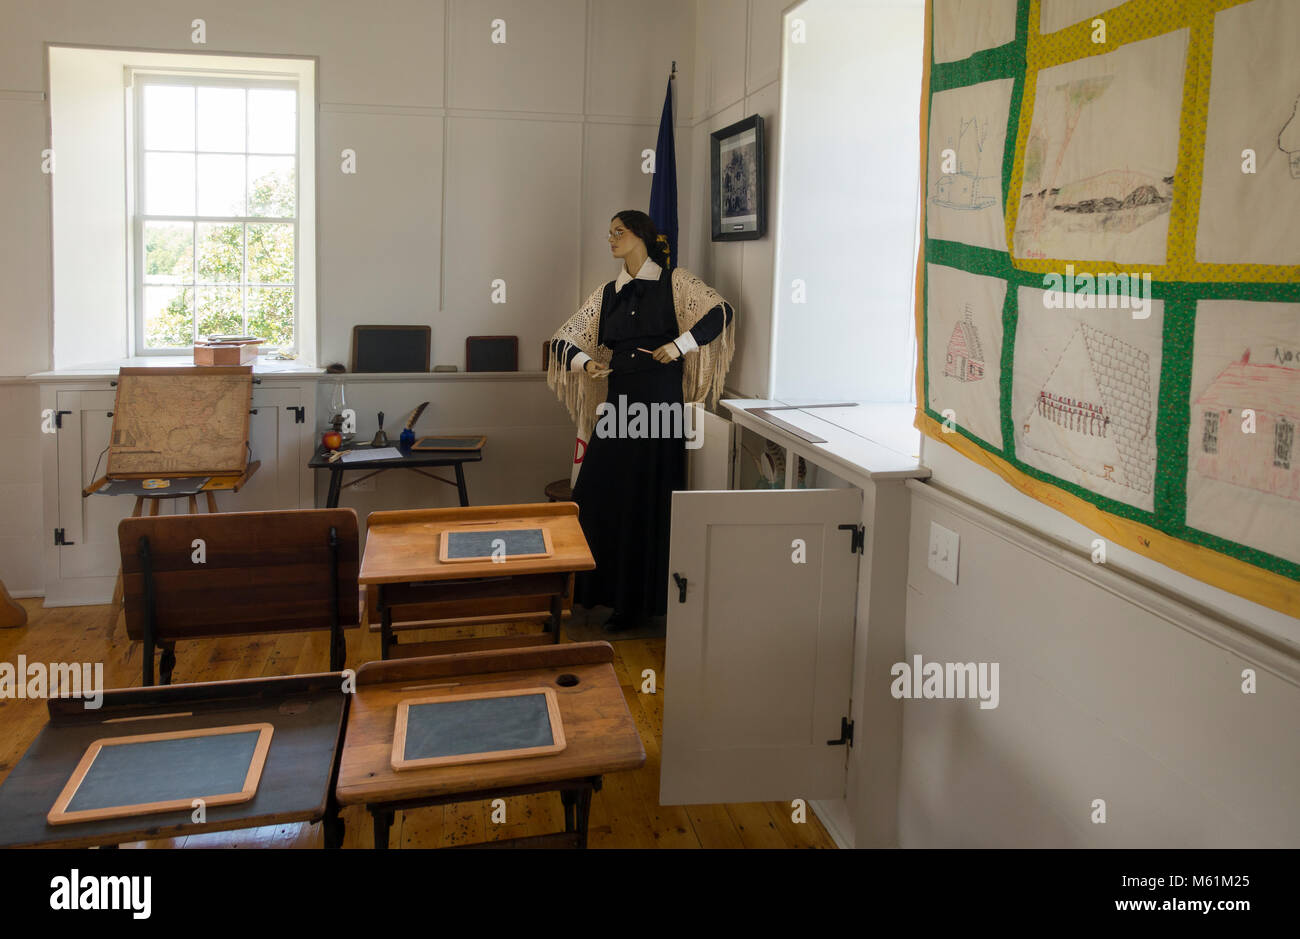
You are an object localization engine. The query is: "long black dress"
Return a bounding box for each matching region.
[554,267,731,619]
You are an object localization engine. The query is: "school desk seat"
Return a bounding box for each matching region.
[118,509,361,686]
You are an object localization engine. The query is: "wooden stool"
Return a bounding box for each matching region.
[544,478,572,503]
[110,491,223,611]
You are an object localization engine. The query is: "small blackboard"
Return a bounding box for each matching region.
[392,688,565,770]
[466,336,518,372]
[439,527,552,563]
[351,326,431,373]
[48,724,273,825]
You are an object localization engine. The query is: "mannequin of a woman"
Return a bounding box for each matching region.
[549,210,735,629]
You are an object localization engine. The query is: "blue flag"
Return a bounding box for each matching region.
[648,76,678,270]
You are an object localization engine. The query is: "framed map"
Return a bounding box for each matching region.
[915,0,1300,617]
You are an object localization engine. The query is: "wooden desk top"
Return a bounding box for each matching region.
[0,672,348,849]
[359,501,595,585]
[335,642,645,806]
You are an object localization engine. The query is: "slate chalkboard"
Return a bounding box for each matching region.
[48,724,274,825]
[392,688,565,770]
[465,336,518,372]
[411,435,486,452]
[439,527,552,563]
[351,326,431,373]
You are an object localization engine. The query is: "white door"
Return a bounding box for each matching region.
[660,488,862,804]
[54,390,126,583]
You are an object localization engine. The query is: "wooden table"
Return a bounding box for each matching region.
[309,442,483,508]
[335,642,645,849]
[0,672,349,849]
[360,502,595,659]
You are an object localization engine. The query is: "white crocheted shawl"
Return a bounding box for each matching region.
[547,268,737,440]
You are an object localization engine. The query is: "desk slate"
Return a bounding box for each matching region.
[0,673,348,849]
[336,642,644,808]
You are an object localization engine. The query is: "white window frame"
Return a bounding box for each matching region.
[131,71,301,355]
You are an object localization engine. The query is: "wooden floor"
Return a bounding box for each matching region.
[0,599,835,849]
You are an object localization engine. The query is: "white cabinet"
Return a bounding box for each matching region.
[39,378,315,606]
[659,400,928,847]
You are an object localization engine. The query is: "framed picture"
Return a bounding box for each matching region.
[710,114,766,241]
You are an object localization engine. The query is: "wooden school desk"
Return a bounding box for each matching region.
[335,642,645,849]
[0,673,349,849]
[359,502,595,659]
[309,441,483,508]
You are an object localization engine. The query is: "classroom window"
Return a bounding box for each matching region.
[134,75,299,353]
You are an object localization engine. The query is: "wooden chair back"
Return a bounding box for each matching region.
[119,509,360,644]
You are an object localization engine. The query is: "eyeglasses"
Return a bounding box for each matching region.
[607,229,629,242]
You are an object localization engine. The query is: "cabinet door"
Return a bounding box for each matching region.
[211,387,304,512]
[660,487,862,804]
[54,390,126,582]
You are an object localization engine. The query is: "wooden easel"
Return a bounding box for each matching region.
[0,579,26,629]
[83,366,260,613]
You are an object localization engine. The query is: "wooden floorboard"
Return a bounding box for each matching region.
[0,599,837,849]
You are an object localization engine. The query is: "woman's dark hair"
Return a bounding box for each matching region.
[612,209,668,267]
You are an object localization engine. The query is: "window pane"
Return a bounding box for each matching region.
[144,152,195,216]
[247,224,294,284]
[143,222,193,285]
[248,287,293,346]
[197,223,243,284]
[196,86,245,152]
[197,154,246,216]
[247,88,296,154]
[143,285,194,348]
[247,156,295,217]
[196,286,244,338]
[143,85,194,151]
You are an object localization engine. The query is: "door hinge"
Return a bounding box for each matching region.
[54,410,72,429]
[287,405,305,423]
[826,716,854,747]
[54,528,75,546]
[838,523,864,554]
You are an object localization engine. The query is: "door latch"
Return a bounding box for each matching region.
[672,572,687,603]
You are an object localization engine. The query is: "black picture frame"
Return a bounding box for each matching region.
[710,114,766,241]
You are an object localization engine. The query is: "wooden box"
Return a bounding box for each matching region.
[194,340,263,366]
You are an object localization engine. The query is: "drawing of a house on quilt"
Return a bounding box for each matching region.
[1192,351,1300,500]
[944,306,985,381]
[1024,323,1154,495]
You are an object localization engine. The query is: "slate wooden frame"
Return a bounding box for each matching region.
[47,723,274,826]
[437,526,554,563]
[391,688,565,771]
[350,325,431,373]
[411,435,487,452]
[710,114,766,242]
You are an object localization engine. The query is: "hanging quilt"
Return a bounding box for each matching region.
[915,0,1300,616]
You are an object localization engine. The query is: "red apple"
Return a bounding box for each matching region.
[322,431,342,450]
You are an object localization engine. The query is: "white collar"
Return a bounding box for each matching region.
[614,258,662,293]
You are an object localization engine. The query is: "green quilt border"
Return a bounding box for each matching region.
[920,0,1300,582]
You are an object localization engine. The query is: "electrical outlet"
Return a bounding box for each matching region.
[927,521,959,585]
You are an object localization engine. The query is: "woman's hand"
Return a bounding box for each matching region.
[584,359,612,379]
[651,342,682,363]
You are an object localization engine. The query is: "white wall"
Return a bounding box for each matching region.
[771,0,924,403]
[903,483,1300,847]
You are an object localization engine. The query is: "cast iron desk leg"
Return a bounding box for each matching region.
[326,467,343,509]
[455,463,469,506]
[372,808,394,849]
